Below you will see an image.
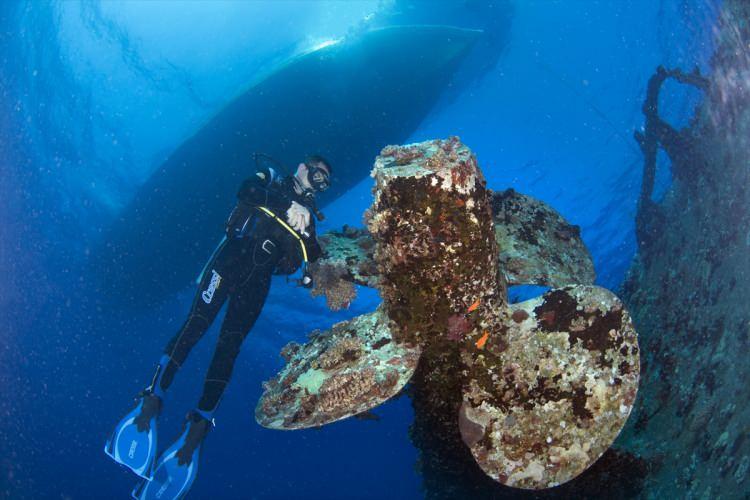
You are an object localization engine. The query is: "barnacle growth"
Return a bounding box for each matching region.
[310,190,595,294]
[313,226,379,288]
[256,308,420,430]
[460,286,639,489]
[491,189,596,287]
[308,261,358,311]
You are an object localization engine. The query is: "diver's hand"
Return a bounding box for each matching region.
[286,201,311,234]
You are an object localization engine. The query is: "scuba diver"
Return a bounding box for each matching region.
[105,155,332,499]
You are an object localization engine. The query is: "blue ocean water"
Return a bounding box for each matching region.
[0,1,716,498]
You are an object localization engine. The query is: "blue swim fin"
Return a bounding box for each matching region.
[132,411,212,500]
[104,391,162,479]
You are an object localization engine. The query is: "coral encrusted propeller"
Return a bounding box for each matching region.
[256,137,639,490]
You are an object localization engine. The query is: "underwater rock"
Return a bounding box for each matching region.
[256,308,420,430]
[491,189,596,287]
[460,285,639,489]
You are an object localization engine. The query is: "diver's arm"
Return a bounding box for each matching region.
[303,219,324,263]
[298,220,323,289]
[236,167,291,213]
[307,237,323,263]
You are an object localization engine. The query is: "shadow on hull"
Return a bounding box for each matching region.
[95,25,482,305]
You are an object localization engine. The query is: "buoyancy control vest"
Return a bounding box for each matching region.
[224,167,320,279]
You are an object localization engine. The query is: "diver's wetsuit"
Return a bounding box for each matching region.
[155,167,322,412]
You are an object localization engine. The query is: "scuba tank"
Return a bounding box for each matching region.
[225,201,256,239]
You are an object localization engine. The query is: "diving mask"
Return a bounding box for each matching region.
[306,163,330,192]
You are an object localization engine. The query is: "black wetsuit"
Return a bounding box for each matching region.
[155,167,322,412]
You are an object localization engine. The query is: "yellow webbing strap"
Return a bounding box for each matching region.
[256,206,309,263]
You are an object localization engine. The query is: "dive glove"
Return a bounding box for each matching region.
[286,201,311,234]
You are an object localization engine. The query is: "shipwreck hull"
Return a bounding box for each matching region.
[619,2,750,497]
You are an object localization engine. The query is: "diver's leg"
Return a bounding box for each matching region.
[154,242,234,395]
[133,273,271,499]
[196,272,272,415]
[105,244,235,478]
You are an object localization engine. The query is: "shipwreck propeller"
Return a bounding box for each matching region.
[459,285,639,489]
[256,137,640,491]
[256,308,420,430]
